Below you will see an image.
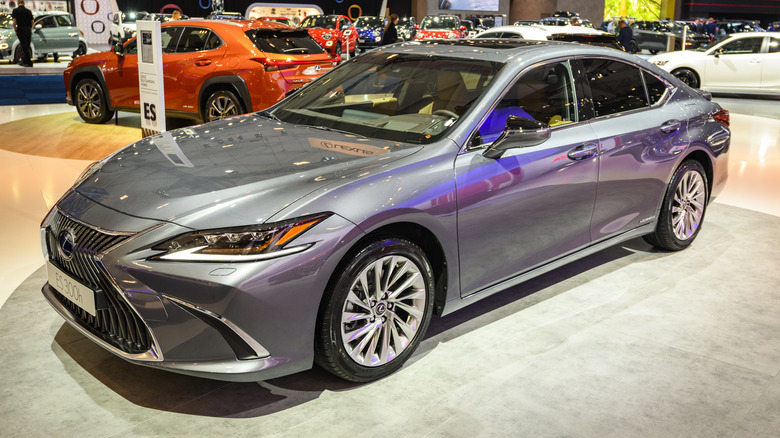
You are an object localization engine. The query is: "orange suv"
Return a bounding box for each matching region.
[64,19,338,124]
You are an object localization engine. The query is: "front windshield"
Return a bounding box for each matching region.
[299,15,337,29]
[355,17,383,28]
[272,52,503,144]
[421,16,460,30]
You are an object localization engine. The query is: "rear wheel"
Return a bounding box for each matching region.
[629,40,639,53]
[644,160,708,251]
[13,45,21,63]
[315,238,435,382]
[74,77,114,124]
[73,42,87,58]
[202,89,243,122]
[672,68,700,88]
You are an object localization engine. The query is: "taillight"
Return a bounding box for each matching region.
[712,108,729,127]
[252,58,301,72]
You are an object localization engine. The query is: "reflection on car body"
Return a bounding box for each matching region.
[42,39,730,384]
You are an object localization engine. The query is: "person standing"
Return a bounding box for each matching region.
[11,0,33,67]
[381,13,398,46]
[617,19,632,52]
[705,17,718,42]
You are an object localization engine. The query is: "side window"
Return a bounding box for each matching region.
[720,37,764,54]
[175,27,211,52]
[160,27,183,53]
[205,32,222,50]
[55,15,72,27]
[473,61,577,146]
[37,16,56,28]
[124,39,137,55]
[643,71,669,105]
[769,37,779,53]
[583,58,648,117]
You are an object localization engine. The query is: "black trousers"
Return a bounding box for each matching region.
[16,27,32,65]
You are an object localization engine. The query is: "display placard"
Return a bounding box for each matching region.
[136,20,165,138]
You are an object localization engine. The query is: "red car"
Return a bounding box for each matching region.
[414,15,467,41]
[64,19,338,124]
[299,14,358,57]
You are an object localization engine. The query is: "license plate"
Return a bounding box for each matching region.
[47,261,97,316]
[358,39,365,43]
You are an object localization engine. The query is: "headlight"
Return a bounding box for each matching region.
[73,159,106,187]
[375,36,381,42]
[652,60,669,66]
[0,43,7,50]
[152,213,331,262]
[322,33,332,40]
[373,30,381,36]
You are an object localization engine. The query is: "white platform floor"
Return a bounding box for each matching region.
[0,98,779,437]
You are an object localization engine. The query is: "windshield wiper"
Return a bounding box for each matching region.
[258,110,281,121]
[310,125,362,137]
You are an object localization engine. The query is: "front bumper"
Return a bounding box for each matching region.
[40,190,359,381]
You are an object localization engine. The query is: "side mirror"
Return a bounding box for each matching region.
[713,48,722,58]
[483,116,551,159]
[113,42,125,56]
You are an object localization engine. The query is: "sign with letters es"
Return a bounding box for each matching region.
[137,20,166,137]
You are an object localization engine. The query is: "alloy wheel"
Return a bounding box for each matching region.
[206,94,239,121]
[339,255,427,367]
[76,82,102,120]
[671,169,706,241]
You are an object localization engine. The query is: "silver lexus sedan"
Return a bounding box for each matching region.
[41,40,730,383]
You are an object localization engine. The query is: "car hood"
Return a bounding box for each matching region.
[306,28,338,37]
[75,114,421,229]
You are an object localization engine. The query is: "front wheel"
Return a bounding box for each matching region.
[629,40,639,53]
[672,68,700,88]
[202,89,243,122]
[315,238,435,382]
[644,160,708,251]
[74,77,114,124]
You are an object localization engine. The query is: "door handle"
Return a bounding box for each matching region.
[567,144,598,161]
[195,59,212,66]
[660,120,681,134]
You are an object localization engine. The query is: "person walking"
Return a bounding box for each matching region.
[381,14,399,46]
[11,0,33,67]
[617,19,632,52]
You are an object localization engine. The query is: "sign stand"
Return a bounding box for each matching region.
[137,20,166,138]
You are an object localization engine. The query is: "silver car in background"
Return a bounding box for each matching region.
[41,40,730,383]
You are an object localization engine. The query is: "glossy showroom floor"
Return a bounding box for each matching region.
[1,97,779,437]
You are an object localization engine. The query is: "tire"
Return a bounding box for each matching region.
[315,238,435,382]
[335,43,342,57]
[74,77,115,124]
[643,160,708,251]
[201,89,244,122]
[73,42,87,58]
[13,45,21,63]
[629,40,639,53]
[672,68,700,88]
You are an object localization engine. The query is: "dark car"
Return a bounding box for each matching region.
[630,20,709,53]
[547,32,624,50]
[397,16,417,41]
[354,16,386,50]
[42,40,729,384]
[715,21,764,41]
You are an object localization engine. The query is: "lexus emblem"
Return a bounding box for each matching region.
[57,230,75,261]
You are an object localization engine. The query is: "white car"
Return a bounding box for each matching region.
[649,32,780,95]
[475,24,606,41]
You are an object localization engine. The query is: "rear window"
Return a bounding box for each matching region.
[245,29,326,55]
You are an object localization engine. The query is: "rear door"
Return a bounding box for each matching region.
[162,26,224,112]
[580,57,688,241]
[705,36,764,90]
[761,36,780,91]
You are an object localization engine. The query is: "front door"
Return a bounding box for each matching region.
[456,60,599,297]
[705,36,765,90]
